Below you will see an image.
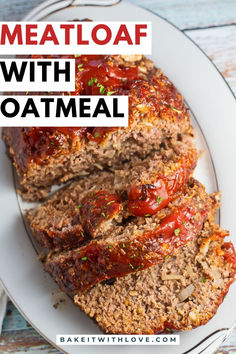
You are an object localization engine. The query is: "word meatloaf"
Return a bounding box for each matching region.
[2,54,192,202]
[2,54,236,335]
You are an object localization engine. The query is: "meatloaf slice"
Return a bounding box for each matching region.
[74,222,236,334]
[2,56,193,202]
[44,179,217,294]
[26,145,197,250]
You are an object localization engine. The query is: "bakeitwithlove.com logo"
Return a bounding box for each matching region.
[56,334,180,346]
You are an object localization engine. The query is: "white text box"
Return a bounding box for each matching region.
[0,22,152,55]
[0,59,75,92]
[0,95,128,127]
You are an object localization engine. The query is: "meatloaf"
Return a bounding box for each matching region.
[26,144,197,250]
[74,221,236,334]
[44,179,217,294]
[2,54,193,202]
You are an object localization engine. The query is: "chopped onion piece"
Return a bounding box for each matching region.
[186,264,194,276]
[200,238,211,256]
[212,266,222,287]
[140,122,153,127]
[161,273,183,281]
[176,302,184,309]
[121,55,142,62]
[94,163,103,170]
[178,284,195,302]
[189,311,197,322]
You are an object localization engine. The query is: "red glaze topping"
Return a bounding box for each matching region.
[88,127,117,143]
[222,242,236,267]
[7,55,191,172]
[47,224,85,250]
[33,55,138,145]
[32,54,139,96]
[129,75,187,122]
[11,55,142,168]
[80,190,122,237]
[72,198,209,292]
[128,180,168,217]
[128,150,198,217]
[73,55,138,95]
[19,127,89,166]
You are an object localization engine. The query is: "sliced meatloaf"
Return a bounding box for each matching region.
[2,55,193,202]
[26,144,197,250]
[44,179,217,294]
[74,222,236,334]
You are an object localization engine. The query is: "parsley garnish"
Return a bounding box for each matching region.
[101,212,106,218]
[81,257,87,261]
[201,277,206,283]
[156,195,163,205]
[166,328,174,333]
[77,204,82,209]
[107,90,115,96]
[170,105,182,114]
[174,228,180,236]
[77,63,84,72]
[97,83,106,94]
[88,77,98,86]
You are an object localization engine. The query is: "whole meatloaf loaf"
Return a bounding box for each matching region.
[26,143,197,250]
[2,54,193,202]
[44,179,217,294]
[74,222,236,334]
